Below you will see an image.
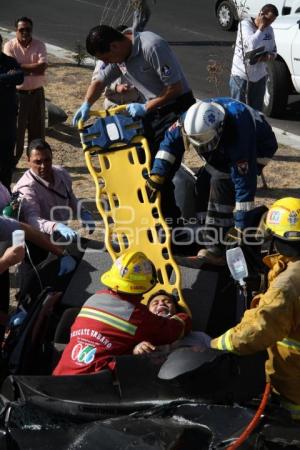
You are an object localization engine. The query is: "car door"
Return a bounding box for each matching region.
[291,19,300,91]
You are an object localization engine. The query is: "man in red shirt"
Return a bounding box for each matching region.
[53,251,191,376]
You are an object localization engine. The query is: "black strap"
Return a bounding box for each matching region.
[29,171,71,200]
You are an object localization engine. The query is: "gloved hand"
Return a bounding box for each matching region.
[58,254,77,276]
[126,103,147,118]
[8,309,27,327]
[55,223,77,240]
[72,101,90,126]
[144,173,165,202]
[80,210,96,235]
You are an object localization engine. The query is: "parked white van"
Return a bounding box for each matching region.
[214,0,300,30]
[263,13,300,116]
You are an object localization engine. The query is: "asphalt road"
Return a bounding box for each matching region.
[1,0,300,135]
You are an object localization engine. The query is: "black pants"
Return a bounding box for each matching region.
[195,167,235,256]
[143,91,195,225]
[16,87,45,164]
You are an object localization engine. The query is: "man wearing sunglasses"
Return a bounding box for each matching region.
[147,97,278,264]
[4,17,47,166]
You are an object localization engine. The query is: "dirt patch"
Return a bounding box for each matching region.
[9,54,300,308]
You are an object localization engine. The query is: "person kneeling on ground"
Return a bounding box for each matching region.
[13,138,95,241]
[53,251,191,376]
[147,97,278,265]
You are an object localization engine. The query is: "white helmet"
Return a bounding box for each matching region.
[183,101,225,152]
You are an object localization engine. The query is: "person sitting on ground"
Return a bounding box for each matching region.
[53,251,191,376]
[133,290,211,355]
[146,97,278,265]
[13,138,95,263]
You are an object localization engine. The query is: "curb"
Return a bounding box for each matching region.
[272,127,300,151]
[1,26,299,150]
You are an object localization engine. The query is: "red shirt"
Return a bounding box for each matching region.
[53,289,191,376]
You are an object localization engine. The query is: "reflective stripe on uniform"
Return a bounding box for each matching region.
[156,150,176,164]
[277,337,300,352]
[235,201,255,211]
[85,293,134,321]
[216,330,234,351]
[208,201,234,213]
[78,307,137,336]
[280,398,300,420]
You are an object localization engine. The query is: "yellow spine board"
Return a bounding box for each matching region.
[80,109,191,315]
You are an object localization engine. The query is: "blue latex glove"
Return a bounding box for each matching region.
[58,255,77,276]
[55,223,77,240]
[80,210,95,235]
[126,103,147,118]
[8,309,27,327]
[72,101,90,126]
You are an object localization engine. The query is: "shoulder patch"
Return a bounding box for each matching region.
[162,65,171,76]
[168,120,180,132]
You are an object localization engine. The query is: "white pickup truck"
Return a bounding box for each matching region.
[263,14,300,117]
[214,0,300,30]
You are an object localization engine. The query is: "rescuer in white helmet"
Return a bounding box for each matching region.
[147,97,278,265]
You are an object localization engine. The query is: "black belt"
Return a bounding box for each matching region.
[18,87,43,95]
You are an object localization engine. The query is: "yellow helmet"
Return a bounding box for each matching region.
[265,197,300,241]
[101,251,156,294]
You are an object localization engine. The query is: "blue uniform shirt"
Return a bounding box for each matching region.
[152,97,278,229]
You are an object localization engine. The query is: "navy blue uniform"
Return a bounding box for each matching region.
[152,98,277,237]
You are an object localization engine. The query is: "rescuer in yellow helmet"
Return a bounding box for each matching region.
[210,197,300,420]
[53,250,191,376]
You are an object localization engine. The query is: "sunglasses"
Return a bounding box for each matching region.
[17,27,32,33]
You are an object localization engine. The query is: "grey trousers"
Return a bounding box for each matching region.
[15,87,45,164]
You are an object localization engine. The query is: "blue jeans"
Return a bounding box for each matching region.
[229,75,266,111]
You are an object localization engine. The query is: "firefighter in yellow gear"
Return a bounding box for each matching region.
[211,197,300,421]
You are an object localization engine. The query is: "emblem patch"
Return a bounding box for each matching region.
[168,119,180,131]
[71,343,96,365]
[288,211,298,225]
[268,210,281,224]
[162,65,171,76]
